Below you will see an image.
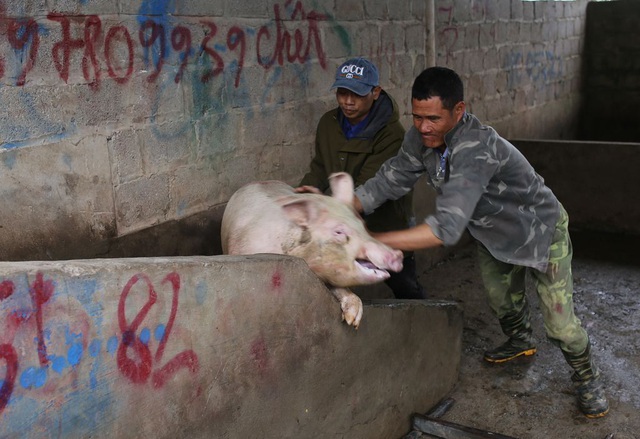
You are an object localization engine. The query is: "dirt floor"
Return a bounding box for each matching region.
[406,231,640,439]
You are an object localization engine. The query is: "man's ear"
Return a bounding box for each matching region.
[372,86,382,100]
[454,101,466,116]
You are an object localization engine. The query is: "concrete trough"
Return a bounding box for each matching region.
[0,255,463,438]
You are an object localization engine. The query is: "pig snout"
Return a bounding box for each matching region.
[360,242,403,273]
[385,249,404,272]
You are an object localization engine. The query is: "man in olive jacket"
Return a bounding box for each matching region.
[298,58,425,299]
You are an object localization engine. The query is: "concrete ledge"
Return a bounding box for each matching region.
[0,255,462,438]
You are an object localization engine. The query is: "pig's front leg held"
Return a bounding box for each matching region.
[331,287,363,329]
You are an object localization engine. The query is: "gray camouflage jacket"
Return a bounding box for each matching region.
[355,112,561,272]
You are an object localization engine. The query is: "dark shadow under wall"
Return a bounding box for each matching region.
[0,205,226,262]
[579,0,640,142]
[102,205,226,259]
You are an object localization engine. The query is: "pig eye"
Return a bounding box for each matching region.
[333,228,349,243]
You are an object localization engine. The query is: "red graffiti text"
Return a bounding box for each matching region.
[0,1,328,89]
[117,272,199,388]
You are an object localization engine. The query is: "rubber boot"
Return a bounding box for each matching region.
[484,301,537,363]
[562,341,609,418]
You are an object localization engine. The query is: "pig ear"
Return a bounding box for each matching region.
[279,198,319,227]
[328,172,354,205]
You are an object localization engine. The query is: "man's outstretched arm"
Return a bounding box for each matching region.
[370,223,444,251]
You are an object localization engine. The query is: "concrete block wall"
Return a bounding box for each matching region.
[0,0,427,260]
[0,0,597,261]
[433,0,589,140]
[0,255,463,438]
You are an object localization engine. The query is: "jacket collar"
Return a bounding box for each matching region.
[443,111,470,150]
[336,89,397,139]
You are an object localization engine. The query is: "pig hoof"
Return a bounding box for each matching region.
[340,295,363,329]
[331,287,363,329]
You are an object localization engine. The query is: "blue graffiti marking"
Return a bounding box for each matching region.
[20,366,47,389]
[137,0,177,67]
[106,335,118,355]
[67,342,83,367]
[195,281,207,305]
[154,323,166,341]
[89,339,101,357]
[140,327,151,345]
[504,50,563,89]
[50,355,67,374]
[0,90,75,151]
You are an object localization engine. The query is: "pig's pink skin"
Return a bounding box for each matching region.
[221,173,403,287]
[221,173,404,329]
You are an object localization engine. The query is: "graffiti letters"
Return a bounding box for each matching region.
[0,1,328,89]
[504,50,563,88]
[257,1,326,69]
[0,271,199,416]
[0,275,53,415]
[117,272,199,388]
[0,280,17,414]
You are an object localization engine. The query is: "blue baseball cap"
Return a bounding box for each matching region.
[331,57,379,96]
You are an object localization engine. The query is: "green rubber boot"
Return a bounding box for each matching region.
[562,341,609,418]
[484,301,537,363]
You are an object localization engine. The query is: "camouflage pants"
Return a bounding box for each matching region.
[477,206,589,355]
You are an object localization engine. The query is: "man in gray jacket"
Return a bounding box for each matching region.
[354,66,608,418]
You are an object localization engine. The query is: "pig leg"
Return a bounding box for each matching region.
[331,287,363,329]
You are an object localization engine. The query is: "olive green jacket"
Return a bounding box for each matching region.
[300,90,414,233]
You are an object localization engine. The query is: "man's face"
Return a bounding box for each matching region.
[336,86,381,125]
[411,96,465,149]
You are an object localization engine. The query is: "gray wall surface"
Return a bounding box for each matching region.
[432,0,588,140]
[0,0,593,261]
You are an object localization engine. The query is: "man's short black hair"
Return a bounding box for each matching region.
[411,67,464,111]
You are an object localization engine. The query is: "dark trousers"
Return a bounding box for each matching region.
[385,253,426,299]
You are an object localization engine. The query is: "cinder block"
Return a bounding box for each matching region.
[46,0,118,15]
[108,130,143,184]
[1,0,47,17]
[335,0,365,21]
[170,164,222,218]
[138,121,196,175]
[175,1,225,16]
[225,0,268,18]
[364,1,388,20]
[114,173,171,234]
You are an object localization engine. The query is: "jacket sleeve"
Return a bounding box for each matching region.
[355,128,426,214]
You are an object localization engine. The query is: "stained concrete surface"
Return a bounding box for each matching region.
[406,231,640,439]
[0,254,463,439]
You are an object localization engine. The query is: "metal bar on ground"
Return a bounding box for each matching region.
[412,414,519,439]
[424,398,456,419]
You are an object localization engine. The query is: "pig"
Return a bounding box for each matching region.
[221,172,404,329]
